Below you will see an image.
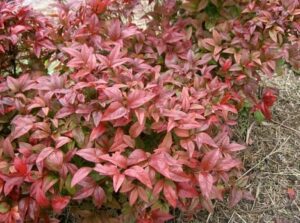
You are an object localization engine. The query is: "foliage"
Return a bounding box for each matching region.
[0,0,299,222]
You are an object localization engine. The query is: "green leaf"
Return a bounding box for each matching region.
[65,174,76,195]
[275,59,285,75]
[72,127,85,148]
[0,202,10,214]
[254,110,265,123]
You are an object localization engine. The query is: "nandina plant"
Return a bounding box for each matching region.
[0,0,299,222]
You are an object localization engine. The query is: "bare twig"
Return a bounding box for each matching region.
[271,119,300,136]
[246,121,256,145]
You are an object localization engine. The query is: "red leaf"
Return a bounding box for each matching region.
[35,188,49,207]
[124,166,152,188]
[163,183,177,208]
[90,123,106,141]
[14,157,27,176]
[91,0,109,14]
[198,173,213,199]
[101,102,127,121]
[127,90,156,109]
[71,167,92,187]
[51,196,70,213]
[200,149,221,171]
[263,89,277,107]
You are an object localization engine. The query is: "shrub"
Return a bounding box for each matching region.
[0,0,299,222]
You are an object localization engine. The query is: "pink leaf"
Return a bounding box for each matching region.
[93,186,106,207]
[127,90,156,109]
[200,149,221,171]
[129,122,144,138]
[36,147,54,163]
[11,25,28,34]
[196,132,218,148]
[149,152,190,182]
[129,188,139,205]
[124,165,152,188]
[287,188,297,200]
[180,139,195,158]
[177,182,198,198]
[224,143,246,152]
[100,153,127,168]
[3,176,23,196]
[163,183,177,208]
[103,87,123,101]
[228,187,243,208]
[94,164,118,176]
[71,167,92,187]
[76,148,101,163]
[101,102,127,121]
[215,157,240,171]
[127,149,148,166]
[11,123,33,140]
[73,187,95,200]
[113,173,125,192]
[2,138,14,158]
[198,173,213,199]
[55,137,71,149]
